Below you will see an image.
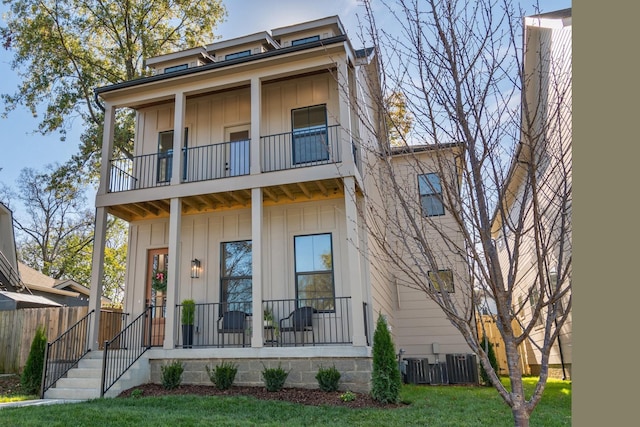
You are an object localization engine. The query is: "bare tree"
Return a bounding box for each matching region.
[352,1,571,425]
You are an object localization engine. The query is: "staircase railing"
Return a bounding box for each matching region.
[100,306,153,397]
[40,309,95,398]
[0,250,27,292]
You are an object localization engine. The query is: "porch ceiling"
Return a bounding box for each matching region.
[106,178,346,222]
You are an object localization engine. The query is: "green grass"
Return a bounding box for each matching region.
[0,377,571,426]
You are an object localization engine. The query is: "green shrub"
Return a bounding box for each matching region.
[21,326,47,396]
[340,390,356,402]
[206,361,238,390]
[261,363,289,392]
[370,313,402,404]
[479,334,499,386]
[160,360,184,390]
[181,299,196,325]
[315,365,341,392]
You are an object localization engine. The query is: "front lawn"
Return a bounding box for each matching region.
[0,377,571,426]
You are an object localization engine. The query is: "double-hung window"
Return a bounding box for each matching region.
[418,173,445,216]
[292,105,329,165]
[294,233,335,311]
[220,240,252,314]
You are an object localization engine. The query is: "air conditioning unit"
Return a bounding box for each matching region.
[446,354,479,384]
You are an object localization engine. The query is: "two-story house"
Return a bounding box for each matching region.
[491,8,572,380]
[43,16,474,399]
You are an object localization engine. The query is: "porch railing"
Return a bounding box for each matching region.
[263,297,352,346]
[183,140,250,183]
[109,152,171,192]
[41,309,95,398]
[261,125,341,172]
[107,125,345,193]
[100,306,153,397]
[174,297,353,348]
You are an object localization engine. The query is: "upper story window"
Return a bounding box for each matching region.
[428,269,454,293]
[225,50,251,60]
[292,104,329,164]
[157,129,188,183]
[291,35,320,46]
[294,233,335,311]
[164,64,188,73]
[418,173,445,216]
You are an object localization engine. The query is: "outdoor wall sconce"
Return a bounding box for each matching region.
[190,259,201,278]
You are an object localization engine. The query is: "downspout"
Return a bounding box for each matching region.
[94,89,105,112]
[549,271,567,380]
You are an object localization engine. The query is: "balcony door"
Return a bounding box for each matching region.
[225,125,250,177]
[146,248,168,346]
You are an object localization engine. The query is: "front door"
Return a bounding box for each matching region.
[146,248,168,346]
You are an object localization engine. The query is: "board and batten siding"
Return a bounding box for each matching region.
[124,199,351,315]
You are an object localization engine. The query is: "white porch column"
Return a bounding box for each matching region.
[98,102,116,195]
[88,102,116,350]
[164,197,182,349]
[171,91,186,185]
[251,187,264,347]
[344,177,367,346]
[250,77,262,175]
[88,207,108,350]
[338,58,355,169]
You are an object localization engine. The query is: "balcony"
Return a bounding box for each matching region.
[108,125,342,193]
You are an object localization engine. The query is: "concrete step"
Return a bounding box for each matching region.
[44,352,150,400]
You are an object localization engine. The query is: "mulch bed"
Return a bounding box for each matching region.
[117,383,406,409]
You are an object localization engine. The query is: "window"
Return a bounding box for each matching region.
[294,233,335,311]
[292,105,329,164]
[291,35,320,46]
[418,173,445,216]
[225,50,251,60]
[164,64,188,74]
[428,269,454,293]
[220,240,252,314]
[157,128,188,183]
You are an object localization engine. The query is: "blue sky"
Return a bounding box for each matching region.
[0,0,570,193]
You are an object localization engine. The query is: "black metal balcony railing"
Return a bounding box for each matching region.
[262,125,341,172]
[174,296,352,348]
[108,125,343,193]
[183,140,250,183]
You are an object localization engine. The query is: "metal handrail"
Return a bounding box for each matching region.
[40,309,95,398]
[0,250,27,293]
[100,306,153,397]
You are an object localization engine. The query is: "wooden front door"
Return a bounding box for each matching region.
[146,248,168,346]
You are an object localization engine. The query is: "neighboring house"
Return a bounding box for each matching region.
[491,9,572,379]
[17,263,96,308]
[0,202,23,293]
[68,15,474,398]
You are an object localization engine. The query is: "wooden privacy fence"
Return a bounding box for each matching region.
[0,306,124,374]
[476,314,531,376]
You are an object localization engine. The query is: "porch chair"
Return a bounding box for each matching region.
[279,306,315,346]
[217,310,248,347]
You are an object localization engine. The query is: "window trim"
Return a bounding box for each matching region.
[219,240,253,315]
[418,173,445,217]
[294,232,336,312]
[427,269,454,293]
